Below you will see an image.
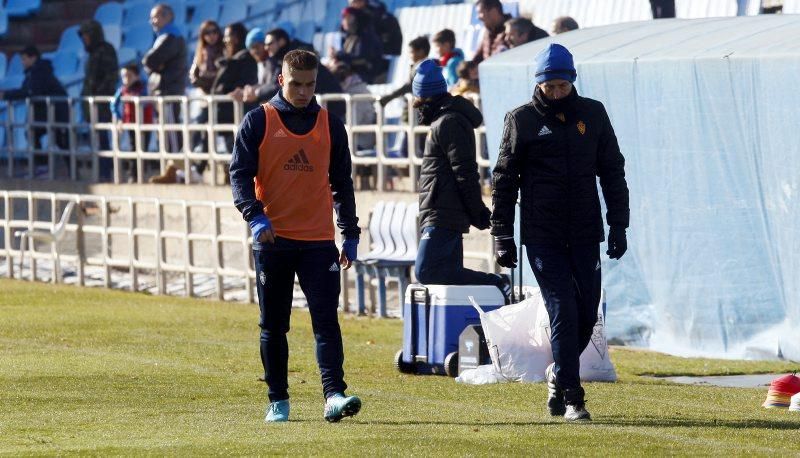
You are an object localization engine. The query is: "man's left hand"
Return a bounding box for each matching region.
[606,226,627,260]
[340,238,358,270]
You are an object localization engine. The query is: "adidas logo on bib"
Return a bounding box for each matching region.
[283,148,314,172]
[274,128,288,138]
[538,125,552,136]
[329,262,340,272]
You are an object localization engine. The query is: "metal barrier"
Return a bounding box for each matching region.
[0,190,496,309]
[0,92,490,190]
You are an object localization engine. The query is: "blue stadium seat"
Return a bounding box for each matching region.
[162,0,188,27]
[52,51,83,86]
[57,25,86,56]
[123,2,154,28]
[0,8,8,38]
[187,0,219,36]
[248,0,279,16]
[94,2,124,25]
[6,0,42,18]
[0,53,24,91]
[305,0,327,27]
[0,53,6,80]
[295,20,316,43]
[218,2,248,26]
[117,47,138,66]
[103,24,123,49]
[123,24,155,54]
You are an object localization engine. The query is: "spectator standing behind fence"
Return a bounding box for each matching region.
[347,0,401,81]
[330,61,375,152]
[473,0,511,64]
[0,46,70,160]
[450,60,479,97]
[189,20,223,154]
[112,62,154,182]
[143,3,187,155]
[378,36,429,118]
[79,19,119,180]
[335,7,383,84]
[551,16,579,35]
[432,29,463,88]
[505,17,548,49]
[410,59,511,301]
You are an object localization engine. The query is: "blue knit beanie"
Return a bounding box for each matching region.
[534,44,577,84]
[412,59,447,98]
[245,28,266,48]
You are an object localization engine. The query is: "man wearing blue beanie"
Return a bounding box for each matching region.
[412,59,512,300]
[491,43,630,422]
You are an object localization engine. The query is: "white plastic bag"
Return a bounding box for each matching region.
[790,392,800,412]
[471,296,553,382]
[455,364,504,385]
[470,290,617,383]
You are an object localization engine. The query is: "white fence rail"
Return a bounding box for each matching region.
[0,93,489,190]
[0,190,496,310]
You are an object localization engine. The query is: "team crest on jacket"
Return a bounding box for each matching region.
[577,121,586,135]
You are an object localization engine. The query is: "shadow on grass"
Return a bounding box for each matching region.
[355,420,556,427]
[593,416,800,430]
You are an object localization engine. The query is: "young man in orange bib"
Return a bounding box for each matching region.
[230,50,361,423]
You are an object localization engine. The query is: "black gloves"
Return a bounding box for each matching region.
[475,207,491,230]
[606,226,627,260]
[494,236,518,268]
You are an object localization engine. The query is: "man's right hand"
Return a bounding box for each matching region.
[249,214,275,244]
[494,236,518,269]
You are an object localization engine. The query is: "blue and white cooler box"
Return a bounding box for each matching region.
[397,284,505,376]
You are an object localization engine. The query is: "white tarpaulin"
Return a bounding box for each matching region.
[478,16,800,361]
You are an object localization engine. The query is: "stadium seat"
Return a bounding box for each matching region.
[248,0,279,16]
[0,53,7,81]
[218,2,248,27]
[52,51,83,86]
[57,25,86,56]
[162,0,188,27]
[103,24,123,49]
[123,25,156,54]
[305,0,327,28]
[94,2,124,25]
[117,47,138,66]
[0,53,24,91]
[187,0,219,36]
[0,8,8,38]
[6,0,42,18]
[123,2,154,28]
[295,20,316,43]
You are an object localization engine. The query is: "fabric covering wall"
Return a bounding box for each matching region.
[478,16,800,361]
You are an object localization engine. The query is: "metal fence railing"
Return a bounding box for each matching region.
[0,190,496,312]
[0,93,489,190]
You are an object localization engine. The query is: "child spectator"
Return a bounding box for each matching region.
[432,29,464,88]
[113,62,154,181]
[450,60,479,97]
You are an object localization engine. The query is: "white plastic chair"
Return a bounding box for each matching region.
[15,201,77,283]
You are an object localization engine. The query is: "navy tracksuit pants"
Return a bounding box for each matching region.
[253,239,346,402]
[526,243,601,405]
[415,226,504,288]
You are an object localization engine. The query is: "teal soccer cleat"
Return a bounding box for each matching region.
[323,393,361,423]
[265,400,290,423]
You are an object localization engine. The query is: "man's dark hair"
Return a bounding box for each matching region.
[456,60,477,79]
[266,28,291,45]
[122,61,140,74]
[553,16,579,33]
[432,29,456,47]
[506,17,534,35]
[408,35,430,55]
[283,49,319,71]
[21,45,41,58]
[476,0,503,13]
[227,22,248,48]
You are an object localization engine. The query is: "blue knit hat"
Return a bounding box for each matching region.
[412,59,447,98]
[534,44,577,84]
[245,28,266,48]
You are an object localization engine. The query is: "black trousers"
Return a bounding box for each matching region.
[526,243,601,404]
[253,239,346,401]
